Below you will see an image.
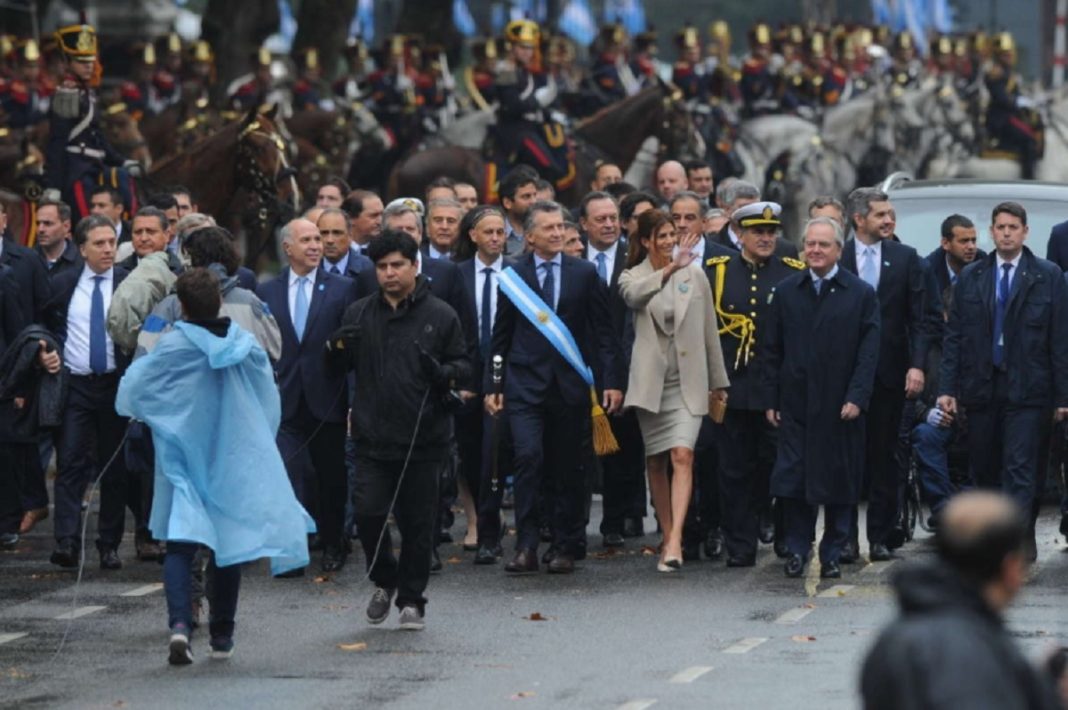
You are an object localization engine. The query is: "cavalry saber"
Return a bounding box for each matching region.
[489,355,503,493]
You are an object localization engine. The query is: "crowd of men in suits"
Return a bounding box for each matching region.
[1,155,1066,629]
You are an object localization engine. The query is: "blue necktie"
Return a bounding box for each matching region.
[860,246,878,288]
[89,275,107,374]
[992,263,1012,367]
[540,262,555,311]
[813,277,823,296]
[595,252,607,283]
[293,276,310,342]
[480,267,493,357]
[329,264,341,275]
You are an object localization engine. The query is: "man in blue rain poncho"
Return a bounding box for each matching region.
[116,268,314,666]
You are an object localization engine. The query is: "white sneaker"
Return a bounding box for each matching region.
[168,628,194,666]
[398,605,424,631]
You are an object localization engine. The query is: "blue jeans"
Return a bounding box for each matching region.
[164,541,240,638]
[911,423,956,515]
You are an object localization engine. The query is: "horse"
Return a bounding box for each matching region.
[144,105,300,265]
[98,102,152,169]
[0,131,47,246]
[891,79,976,179]
[385,82,703,206]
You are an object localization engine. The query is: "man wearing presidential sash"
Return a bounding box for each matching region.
[485,201,624,575]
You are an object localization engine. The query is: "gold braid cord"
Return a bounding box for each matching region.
[709,257,755,370]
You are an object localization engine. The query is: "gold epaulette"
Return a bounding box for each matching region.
[706,255,731,267]
[782,256,806,270]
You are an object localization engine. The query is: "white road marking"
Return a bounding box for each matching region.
[862,560,897,575]
[669,666,714,684]
[723,637,768,654]
[817,584,855,598]
[775,607,815,624]
[617,700,657,710]
[54,605,106,620]
[0,632,28,645]
[120,583,164,597]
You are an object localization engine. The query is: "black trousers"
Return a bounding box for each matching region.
[717,409,778,559]
[508,390,590,555]
[53,373,129,549]
[684,418,721,547]
[0,443,23,535]
[784,498,852,564]
[599,409,646,535]
[277,397,347,550]
[863,383,907,546]
[354,456,440,612]
[477,410,513,548]
[967,372,1048,512]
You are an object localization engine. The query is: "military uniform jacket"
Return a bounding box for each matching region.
[44,78,125,192]
[760,267,881,505]
[708,252,804,410]
[496,61,550,126]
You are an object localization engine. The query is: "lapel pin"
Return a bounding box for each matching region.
[679,283,689,293]
[883,261,890,267]
[318,283,325,292]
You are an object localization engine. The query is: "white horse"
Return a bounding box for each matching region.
[734,114,819,187]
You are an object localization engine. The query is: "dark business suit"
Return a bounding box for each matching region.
[0,264,27,536]
[925,246,988,296]
[584,241,646,539]
[489,253,624,556]
[257,268,357,552]
[322,245,374,281]
[35,239,84,281]
[1045,220,1068,271]
[940,248,1068,512]
[841,237,932,549]
[1,237,52,515]
[44,266,133,552]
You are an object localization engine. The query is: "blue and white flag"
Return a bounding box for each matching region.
[453,0,477,37]
[604,0,646,35]
[350,0,375,44]
[558,0,597,46]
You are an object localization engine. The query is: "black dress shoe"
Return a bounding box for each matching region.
[51,540,79,568]
[621,517,644,538]
[0,533,19,549]
[541,546,558,565]
[758,512,776,544]
[547,553,575,574]
[474,545,501,565]
[869,543,893,562]
[274,566,305,579]
[726,554,756,568]
[774,539,790,559]
[603,532,624,548]
[1060,513,1068,536]
[682,543,701,562]
[505,549,538,574]
[99,548,122,570]
[784,554,805,578]
[703,531,724,560]
[840,540,859,564]
[430,548,443,573]
[886,526,907,551]
[437,529,453,544]
[820,560,841,578]
[322,547,347,573]
[539,525,553,543]
[1024,533,1038,563]
[308,534,323,552]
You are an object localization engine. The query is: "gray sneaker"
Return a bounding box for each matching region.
[398,605,424,631]
[366,587,395,625]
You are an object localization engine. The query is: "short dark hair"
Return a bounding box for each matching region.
[341,189,378,219]
[578,190,616,219]
[73,214,117,246]
[425,175,456,195]
[168,185,194,201]
[808,195,845,217]
[935,495,1028,587]
[89,185,123,208]
[146,193,178,212]
[176,268,222,321]
[847,187,889,224]
[992,201,1027,226]
[38,199,72,223]
[367,229,419,264]
[134,206,168,232]
[319,176,350,195]
[941,214,975,239]
[182,226,240,275]
[620,191,658,224]
[685,160,712,175]
[499,167,538,203]
[534,178,554,193]
[604,181,637,200]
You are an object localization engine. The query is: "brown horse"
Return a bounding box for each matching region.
[144,105,300,264]
[386,81,701,206]
[0,132,46,245]
[98,103,152,169]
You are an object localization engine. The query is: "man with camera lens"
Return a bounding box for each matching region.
[327,229,471,631]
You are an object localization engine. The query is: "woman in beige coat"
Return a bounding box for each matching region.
[619,210,730,572]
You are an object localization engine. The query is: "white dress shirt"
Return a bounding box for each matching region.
[728,226,741,249]
[427,244,450,260]
[65,266,116,375]
[288,268,315,320]
[323,249,350,275]
[855,238,883,289]
[587,240,619,285]
[475,255,504,334]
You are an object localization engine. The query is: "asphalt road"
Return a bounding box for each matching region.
[1,501,1066,710]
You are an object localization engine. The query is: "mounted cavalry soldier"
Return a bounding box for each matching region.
[494,19,575,192]
[984,32,1043,180]
[44,24,138,221]
[2,39,53,128]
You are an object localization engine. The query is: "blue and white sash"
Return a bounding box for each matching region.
[497,266,593,387]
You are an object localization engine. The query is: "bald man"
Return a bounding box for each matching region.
[861,491,1064,710]
[257,219,359,575]
[656,160,688,204]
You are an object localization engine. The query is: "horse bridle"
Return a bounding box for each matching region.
[236,119,300,221]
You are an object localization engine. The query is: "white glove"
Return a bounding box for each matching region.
[122,159,144,178]
[534,81,557,108]
[925,408,947,427]
[395,72,414,92]
[1015,95,1035,110]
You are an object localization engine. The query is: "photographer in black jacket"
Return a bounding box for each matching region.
[328,230,471,632]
